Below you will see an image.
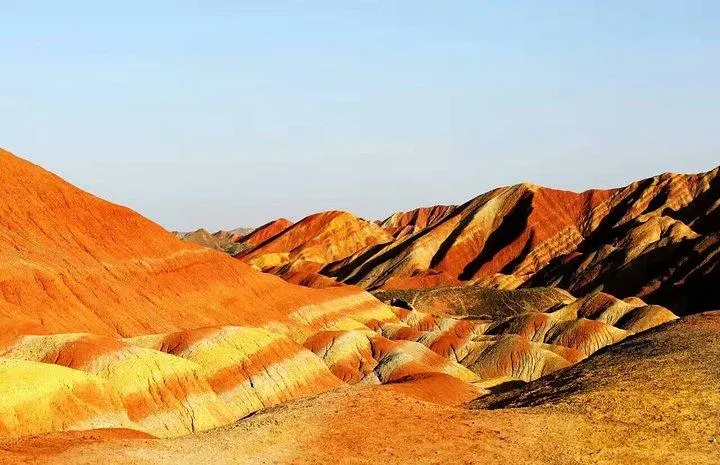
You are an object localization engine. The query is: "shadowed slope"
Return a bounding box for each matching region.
[372,285,575,319]
[524,169,720,313]
[473,311,720,419]
[326,184,612,289]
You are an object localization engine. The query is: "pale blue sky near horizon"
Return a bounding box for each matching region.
[1,1,719,231]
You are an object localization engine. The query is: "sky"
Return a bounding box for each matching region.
[1,1,719,231]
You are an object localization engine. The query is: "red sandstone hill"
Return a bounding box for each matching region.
[221,168,718,315]
[235,210,393,273]
[0,148,389,338]
[237,218,293,248]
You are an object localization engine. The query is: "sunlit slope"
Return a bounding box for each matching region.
[236,210,393,273]
[0,148,392,337]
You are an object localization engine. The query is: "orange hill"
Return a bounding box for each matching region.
[238,218,293,248]
[220,168,717,315]
[236,210,392,273]
[0,148,389,338]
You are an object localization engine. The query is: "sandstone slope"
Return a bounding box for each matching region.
[222,167,718,315]
[236,210,393,273]
[0,148,404,438]
[0,148,392,338]
[235,218,293,248]
[380,204,457,238]
[11,311,719,465]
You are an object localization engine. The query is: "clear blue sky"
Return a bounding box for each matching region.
[1,1,718,231]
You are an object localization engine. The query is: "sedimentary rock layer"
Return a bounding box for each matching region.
[236,211,392,273]
[221,167,718,314]
[19,311,720,464]
[0,148,393,338]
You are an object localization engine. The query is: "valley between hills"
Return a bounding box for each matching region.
[0,147,718,464]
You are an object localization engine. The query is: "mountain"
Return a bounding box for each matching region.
[236,210,393,274]
[208,167,718,315]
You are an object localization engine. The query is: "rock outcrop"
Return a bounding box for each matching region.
[218,167,719,315]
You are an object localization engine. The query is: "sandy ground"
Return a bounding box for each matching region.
[2,386,717,465]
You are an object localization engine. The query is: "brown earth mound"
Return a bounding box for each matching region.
[372,285,575,319]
